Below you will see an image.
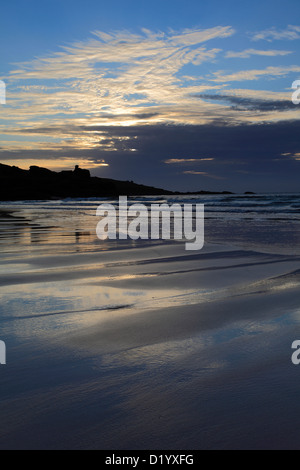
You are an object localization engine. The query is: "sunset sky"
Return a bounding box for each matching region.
[0,0,300,192]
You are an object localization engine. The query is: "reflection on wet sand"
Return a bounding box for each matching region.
[0,202,300,449]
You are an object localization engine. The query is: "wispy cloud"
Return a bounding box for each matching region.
[251,25,300,42]
[183,170,225,180]
[165,158,215,164]
[282,152,300,161]
[209,65,300,82]
[225,49,293,58]
[168,26,234,45]
[4,27,233,127]
[183,171,208,175]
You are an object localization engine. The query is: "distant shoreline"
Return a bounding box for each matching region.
[0,162,252,202]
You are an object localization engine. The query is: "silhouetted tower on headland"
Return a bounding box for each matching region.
[73,165,90,179]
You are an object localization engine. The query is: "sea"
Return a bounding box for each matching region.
[0,193,299,255]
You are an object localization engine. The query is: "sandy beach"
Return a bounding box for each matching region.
[0,197,299,449]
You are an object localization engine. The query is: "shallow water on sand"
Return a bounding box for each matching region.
[0,196,299,449]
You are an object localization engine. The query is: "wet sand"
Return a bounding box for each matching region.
[0,206,300,449]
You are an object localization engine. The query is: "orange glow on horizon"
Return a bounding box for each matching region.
[0,159,109,172]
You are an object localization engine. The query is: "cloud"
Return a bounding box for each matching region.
[1,24,300,174]
[197,94,296,111]
[165,158,215,164]
[183,170,225,180]
[1,27,235,149]
[225,49,293,59]
[282,152,300,161]
[183,171,208,174]
[215,88,291,101]
[209,65,300,82]
[0,121,300,191]
[169,26,235,45]
[9,27,230,82]
[251,25,300,42]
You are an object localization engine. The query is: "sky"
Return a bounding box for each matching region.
[0,0,300,192]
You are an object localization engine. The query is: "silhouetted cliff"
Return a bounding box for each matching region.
[0,163,236,201]
[0,164,172,201]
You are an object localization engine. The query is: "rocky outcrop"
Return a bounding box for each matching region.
[0,164,172,201]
